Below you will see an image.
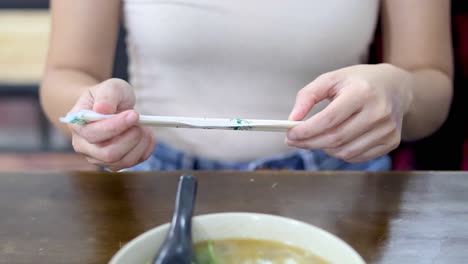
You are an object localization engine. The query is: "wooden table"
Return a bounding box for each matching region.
[0,171,467,264]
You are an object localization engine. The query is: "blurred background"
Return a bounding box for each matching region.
[0,0,125,170]
[0,0,466,171]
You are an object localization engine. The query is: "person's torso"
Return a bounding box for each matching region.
[123,0,380,161]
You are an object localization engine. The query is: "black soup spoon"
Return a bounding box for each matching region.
[152,175,198,264]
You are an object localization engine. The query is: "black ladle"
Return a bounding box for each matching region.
[152,175,198,264]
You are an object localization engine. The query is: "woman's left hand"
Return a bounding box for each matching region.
[286,63,414,163]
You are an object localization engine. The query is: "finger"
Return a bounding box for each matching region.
[286,113,356,149]
[84,156,107,167]
[74,126,143,163]
[80,128,149,170]
[287,87,363,141]
[286,107,389,149]
[71,90,94,112]
[346,145,392,163]
[107,128,152,171]
[323,122,399,162]
[288,73,340,121]
[141,128,156,162]
[92,79,135,114]
[72,109,139,144]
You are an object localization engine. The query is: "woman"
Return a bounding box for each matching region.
[40,0,453,171]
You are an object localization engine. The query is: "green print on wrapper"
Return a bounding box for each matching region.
[69,115,88,125]
[66,113,255,131]
[230,119,253,130]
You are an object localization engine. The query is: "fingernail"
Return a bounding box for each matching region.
[284,138,290,145]
[288,110,296,121]
[126,112,138,124]
[287,131,298,141]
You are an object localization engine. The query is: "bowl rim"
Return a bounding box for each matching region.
[109,212,366,264]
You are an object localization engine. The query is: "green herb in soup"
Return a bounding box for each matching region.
[193,239,330,264]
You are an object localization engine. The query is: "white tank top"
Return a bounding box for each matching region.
[122,0,380,161]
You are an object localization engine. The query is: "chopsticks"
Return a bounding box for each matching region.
[59,110,302,132]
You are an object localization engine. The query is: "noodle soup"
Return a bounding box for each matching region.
[110,213,365,264]
[194,239,329,264]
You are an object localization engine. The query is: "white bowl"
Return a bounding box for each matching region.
[109,212,366,264]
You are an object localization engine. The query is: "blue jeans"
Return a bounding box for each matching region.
[124,142,391,171]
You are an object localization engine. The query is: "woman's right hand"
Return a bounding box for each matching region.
[68,78,156,171]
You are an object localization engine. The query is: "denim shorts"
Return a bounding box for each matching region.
[123,142,391,171]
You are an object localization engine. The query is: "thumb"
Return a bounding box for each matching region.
[92,79,135,114]
[288,74,339,121]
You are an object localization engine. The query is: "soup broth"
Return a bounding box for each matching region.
[194,239,330,264]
